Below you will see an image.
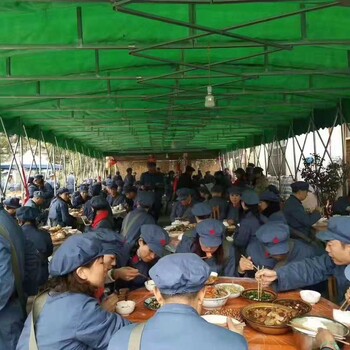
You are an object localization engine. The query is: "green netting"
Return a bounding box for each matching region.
[0,1,350,156]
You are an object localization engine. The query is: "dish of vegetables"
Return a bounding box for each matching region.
[144,297,161,311]
[241,288,277,302]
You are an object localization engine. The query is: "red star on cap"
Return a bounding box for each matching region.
[160,239,167,247]
[209,229,216,236]
[273,237,280,244]
[265,251,270,257]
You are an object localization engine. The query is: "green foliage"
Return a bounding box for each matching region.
[300,153,350,206]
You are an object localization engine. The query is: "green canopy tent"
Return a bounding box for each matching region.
[1,0,350,157]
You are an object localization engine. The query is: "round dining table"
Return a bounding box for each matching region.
[123,277,350,350]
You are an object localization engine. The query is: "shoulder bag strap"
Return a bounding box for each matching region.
[128,322,146,350]
[0,224,27,316]
[29,290,49,350]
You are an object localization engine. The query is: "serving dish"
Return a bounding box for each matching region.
[215,283,244,299]
[202,286,230,309]
[241,302,293,335]
[274,299,312,318]
[241,288,277,302]
[116,300,136,316]
[144,297,161,311]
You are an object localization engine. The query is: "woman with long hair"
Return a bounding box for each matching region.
[17,235,130,350]
[259,190,285,223]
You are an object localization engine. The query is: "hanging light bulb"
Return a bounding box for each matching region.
[205,85,215,108]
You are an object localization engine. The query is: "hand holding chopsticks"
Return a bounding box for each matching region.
[340,287,350,311]
[240,255,258,271]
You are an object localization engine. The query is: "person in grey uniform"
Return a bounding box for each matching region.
[107,253,248,350]
[48,188,75,227]
[170,188,196,223]
[256,216,350,304]
[3,197,21,218]
[283,181,321,237]
[207,185,229,220]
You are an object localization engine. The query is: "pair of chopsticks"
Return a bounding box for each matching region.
[240,255,258,271]
[288,323,350,346]
[257,266,264,301]
[339,299,349,311]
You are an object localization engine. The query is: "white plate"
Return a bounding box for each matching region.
[201,315,242,327]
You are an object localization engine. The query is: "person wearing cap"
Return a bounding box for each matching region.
[16,235,130,350]
[111,224,170,290]
[83,183,103,221]
[124,167,135,187]
[72,184,91,209]
[332,190,350,216]
[47,173,60,191]
[106,183,121,208]
[28,174,54,209]
[0,204,40,349]
[91,196,115,230]
[108,253,248,350]
[259,190,286,223]
[226,186,243,224]
[234,189,264,250]
[121,191,155,246]
[170,187,196,223]
[16,206,53,287]
[114,186,137,212]
[252,167,269,195]
[48,188,75,227]
[24,191,45,210]
[233,168,247,187]
[66,172,76,194]
[283,181,322,237]
[176,203,213,253]
[178,165,196,189]
[203,170,215,184]
[207,185,229,220]
[3,197,21,217]
[176,219,236,276]
[255,217,350,304]
[140,161,165,221]
[240,221,321,276]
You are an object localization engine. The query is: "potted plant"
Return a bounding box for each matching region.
[300,153,350,214]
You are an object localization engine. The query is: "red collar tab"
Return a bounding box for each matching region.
[265,251,271,257]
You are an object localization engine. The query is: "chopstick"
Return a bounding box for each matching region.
[240,255,258,271]
[339,300,349,311]
[138,273,150,281]
[288,323,348,343]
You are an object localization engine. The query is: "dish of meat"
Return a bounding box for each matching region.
[274,299,311,318]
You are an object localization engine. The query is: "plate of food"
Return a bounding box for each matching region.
[203,307,243,322]
[215,283,244,299]
[203,286,230,309]
[144,297,161,311]
[241,288,277,302]
[201,315,245,330]
[274,299,311,318]
[241,302,293,335]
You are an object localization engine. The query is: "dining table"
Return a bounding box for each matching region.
[123,277,350,350]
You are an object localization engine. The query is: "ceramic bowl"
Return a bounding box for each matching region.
[215,283,244,299]
[144,280,156,292]
[201,315,243,328]
[333,309,350,327]
[299,290,321,305]
[202,289,230,309]
[116,300,136,316]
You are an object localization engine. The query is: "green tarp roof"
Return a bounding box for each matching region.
[1,0,350,156]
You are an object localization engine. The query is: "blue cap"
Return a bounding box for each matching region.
[149,253,210,295]
[80,185,89,193]
[16,206,40,221]
[91,196,109,210]
[256,222,290,256]
[3,197,21,209]
[124,186,137,194]
[291,181,311,193]
[228,186,242,195]
[33,191,45,199]
[318,217,350,244]
[84,229,127,265]
[196,219,225,247]
[136,191,155,207]
[192,202,212,217]
[57,188,70,195]
[34,174,44,181]
[105,179,114,187]
[241,189,259,205]
[260,190,281,203]
[108,183,119,190]
[199,185,210,195]
[140,224,170,258]
[177,188,191,201]
[345,265,350,281]
[50,235,104,276]
[90,183,102,196]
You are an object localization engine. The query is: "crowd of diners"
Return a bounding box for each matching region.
[1,160,350,350]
